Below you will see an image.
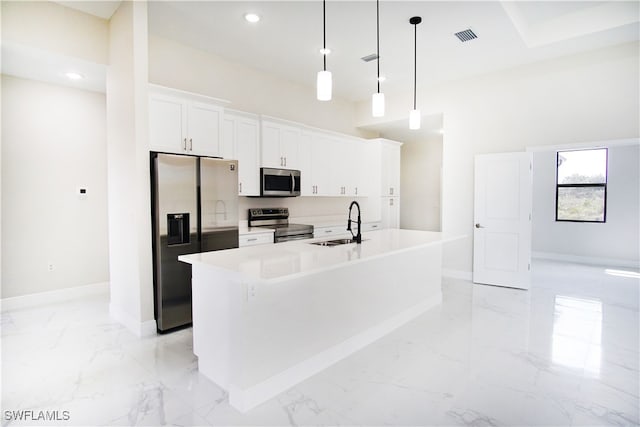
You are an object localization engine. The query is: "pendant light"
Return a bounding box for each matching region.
[371,0,385,117]
[409,16,422,130]
[317,0,332,101]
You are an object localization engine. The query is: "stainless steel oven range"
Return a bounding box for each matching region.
[248,208,313,243]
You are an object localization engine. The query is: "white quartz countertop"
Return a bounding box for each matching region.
[180,229,462,283]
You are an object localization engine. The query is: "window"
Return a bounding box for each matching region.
[556,148,607,222]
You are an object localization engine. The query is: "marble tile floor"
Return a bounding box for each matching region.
[2,259,638,426]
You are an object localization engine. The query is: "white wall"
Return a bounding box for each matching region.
[355,42,640,274]
[148,36,373,139]
[106,1,155,335]
[400,134,442,232]
[1,75,109,298]
[532,142,639,266]
[1,1,108,65]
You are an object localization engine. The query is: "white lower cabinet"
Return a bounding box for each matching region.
[361,222,382,232]
[239,232,274,247]
[381,197,400,229]
[313,225,350,239]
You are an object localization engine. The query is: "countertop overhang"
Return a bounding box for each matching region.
[179,229,464,283]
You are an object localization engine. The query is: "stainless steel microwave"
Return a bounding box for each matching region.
[260,168,301,197]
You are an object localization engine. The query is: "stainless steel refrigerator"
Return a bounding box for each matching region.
[151,153,239,332]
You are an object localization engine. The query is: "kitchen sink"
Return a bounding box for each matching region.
[310,238,366,247]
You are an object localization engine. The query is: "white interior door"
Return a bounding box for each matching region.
[473,152,533,289]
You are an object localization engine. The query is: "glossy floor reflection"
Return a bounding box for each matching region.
[2,260,638,426]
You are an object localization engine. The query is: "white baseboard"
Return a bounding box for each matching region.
[228,294,442,413]
[533,252,639,269]
[442,269,473,281]
[1,281,109,312]
[109,303,157,338]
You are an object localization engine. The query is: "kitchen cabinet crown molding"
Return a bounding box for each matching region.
[149,83,230,107]
[225,108,260,120]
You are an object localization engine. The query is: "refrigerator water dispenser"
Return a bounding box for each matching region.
[167,213,190,245]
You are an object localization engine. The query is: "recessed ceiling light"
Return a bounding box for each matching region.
[65,72,85,80]
[244,13,260,23]
[319,48,331,55]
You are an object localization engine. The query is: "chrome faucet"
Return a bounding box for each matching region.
[347,201,362,244]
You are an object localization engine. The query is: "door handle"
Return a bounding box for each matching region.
[291,172,295,193]
[475,223,484,228]
[189,138,193,151]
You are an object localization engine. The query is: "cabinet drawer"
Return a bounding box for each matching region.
[239,233,274,247]
[361,222,381,232]
[313,225,349,239]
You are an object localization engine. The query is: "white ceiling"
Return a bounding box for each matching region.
[55,0,121,19]
[13,0,638,106]
[1,41,107,93]
[146,1,640,102]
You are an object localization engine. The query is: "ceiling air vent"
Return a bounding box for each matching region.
[454,29,478,42]
[361,53,379,62]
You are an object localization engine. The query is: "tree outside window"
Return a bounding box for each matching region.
[556,148,607,222]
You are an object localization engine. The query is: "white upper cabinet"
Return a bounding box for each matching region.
[379,139,402,197]
[309,132,337,196]
[148,85,226,157]
[223,111,260,196]
[261,119,300,169]
[149,94,186,153]
[303,132,386,198]
[298,131,314,196]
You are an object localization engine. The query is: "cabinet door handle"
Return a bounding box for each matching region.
[390,198,394,206]
[280,157,284,167]
[239,182,242,193]
[325,230,332,233]
[355,187,358,195]
[284,157,287,167]
[247,238,258,242]
[184,138,188,151]
[189,138,193,151]
[390,187,394,195]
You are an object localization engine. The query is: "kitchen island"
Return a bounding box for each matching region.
[179,229,459,412]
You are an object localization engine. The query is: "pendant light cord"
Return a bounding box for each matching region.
[413,22,417,110]
[376,0,380,94]
[323,0,327,72]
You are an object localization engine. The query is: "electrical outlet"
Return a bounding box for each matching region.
[48,262,55,272]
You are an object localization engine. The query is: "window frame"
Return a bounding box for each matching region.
[555,148,608,223]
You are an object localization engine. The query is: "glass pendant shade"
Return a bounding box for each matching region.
[409,109,421,130]
[372,92,385,117]
[317,70,332,101]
